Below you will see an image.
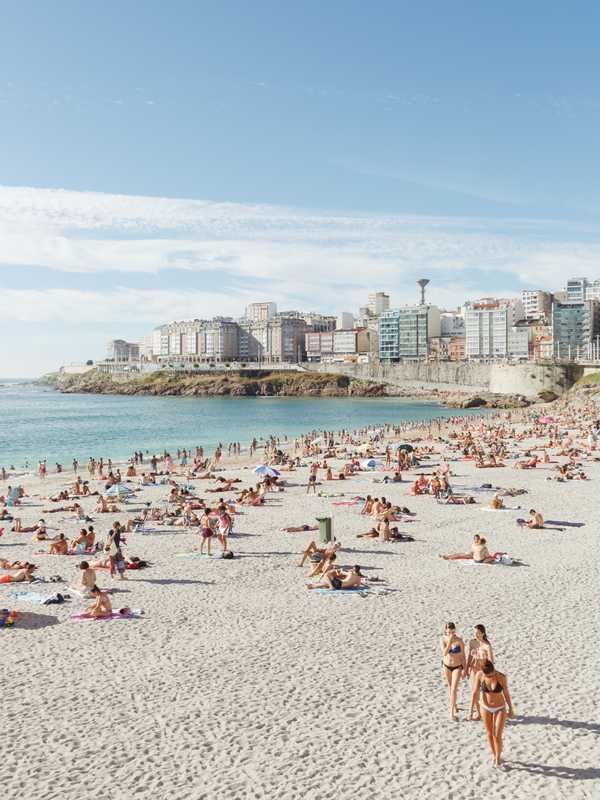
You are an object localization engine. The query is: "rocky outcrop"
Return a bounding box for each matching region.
[40,369,394,398]
[444,392,532,409]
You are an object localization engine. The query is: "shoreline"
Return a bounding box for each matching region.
[39,368,538,409]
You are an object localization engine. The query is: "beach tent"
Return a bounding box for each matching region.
[253,465,281,478]
[105,483,133,498]
[362,458,378,469]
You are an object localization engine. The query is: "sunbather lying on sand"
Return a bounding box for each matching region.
[442,494,476,505]
[0,563,37,583]
[298,540,340,568]
[281,524,318,533]
[306,564,363,590]
[0,558,29,569]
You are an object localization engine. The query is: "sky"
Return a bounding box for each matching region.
[2,1,600,376]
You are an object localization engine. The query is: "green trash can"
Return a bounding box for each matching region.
[316,516,333,544]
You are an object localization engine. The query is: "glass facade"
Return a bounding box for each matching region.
[379,308,429,361]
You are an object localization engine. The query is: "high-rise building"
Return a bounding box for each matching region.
[367,292,390,317]
[379,306,441,361]
[552,300,600,358]
[244,302,277,322]
[464,298,525,360]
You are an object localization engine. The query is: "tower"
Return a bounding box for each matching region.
[417,279,430,306]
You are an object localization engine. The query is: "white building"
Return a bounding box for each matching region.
[367,292,390,316]
[245,302,277,322]
[464,299,525,360]
[336,312,354,330]
[521,290,552,320]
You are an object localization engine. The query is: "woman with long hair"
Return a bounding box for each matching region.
[470,660,514,767]
[466,624,494,720]
[440,622,466,720]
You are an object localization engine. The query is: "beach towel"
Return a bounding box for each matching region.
[332,500,361,506]
[70,608,143,622]
[7,590,69,604]
[460,556,514,566]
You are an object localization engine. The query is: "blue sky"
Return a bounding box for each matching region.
[1,1,600,375]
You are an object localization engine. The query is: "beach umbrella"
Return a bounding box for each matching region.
[105,482,133,497]
[395,443,414,452]
[362,458,378,469]
[253,465,281,478]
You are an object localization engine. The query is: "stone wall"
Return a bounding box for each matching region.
[304,361,584,397]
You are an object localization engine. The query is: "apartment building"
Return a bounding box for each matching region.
[464,299,525,360]
[379,306,441,361]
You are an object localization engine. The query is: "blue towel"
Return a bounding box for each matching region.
[6,590,49,604]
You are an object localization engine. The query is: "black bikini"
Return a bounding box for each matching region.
[443,643,462,671]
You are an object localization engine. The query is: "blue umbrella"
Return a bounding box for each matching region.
[253,465,281,478]
[362,458,378,469]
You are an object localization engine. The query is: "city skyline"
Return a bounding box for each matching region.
[3,2,600,375]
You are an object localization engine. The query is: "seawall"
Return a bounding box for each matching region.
[304,361,585,397]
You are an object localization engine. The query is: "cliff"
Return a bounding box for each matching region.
[40,369,395,398]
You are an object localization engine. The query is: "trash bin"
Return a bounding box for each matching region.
[316,516,333,544]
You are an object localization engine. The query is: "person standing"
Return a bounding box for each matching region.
[440,622,466,720]
[217,507,231,552]
[470,660,514,767]
[306,463,318,495]
[106,521,127,580]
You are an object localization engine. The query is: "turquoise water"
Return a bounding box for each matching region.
[0,382,486,468]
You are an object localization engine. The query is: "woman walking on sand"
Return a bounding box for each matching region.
[466,624,494,720]
[440,622,466,720]
[470,660,514,767]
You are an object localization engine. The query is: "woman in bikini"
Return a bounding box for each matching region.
[199,511,214,555]
[466,624,494,719]
[84,586,113,618]
[470,659,514,767]
[440,622,466,720]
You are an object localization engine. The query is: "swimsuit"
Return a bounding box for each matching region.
[442,643,462,670]
[480,679,506,713]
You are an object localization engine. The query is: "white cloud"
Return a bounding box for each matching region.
[1,183,600,328]
[0,288,245,325]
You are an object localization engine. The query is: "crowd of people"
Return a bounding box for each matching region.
[2,401,598,767]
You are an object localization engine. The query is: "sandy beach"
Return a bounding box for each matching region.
[1,410,599,800]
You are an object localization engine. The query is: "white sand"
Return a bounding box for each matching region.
[1,419,600,800]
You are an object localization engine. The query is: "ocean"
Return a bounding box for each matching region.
[0,381,486,468]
